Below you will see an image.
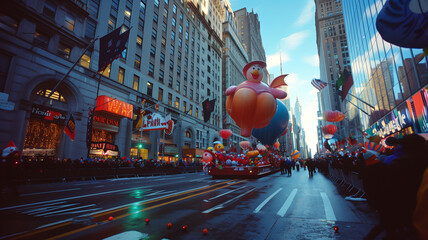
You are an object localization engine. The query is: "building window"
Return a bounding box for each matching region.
[173,4,177,14]
[150,45,156,56]
[160,52,165,63]
[159,69,164,82]
[183,85,187,96]
[57,42,71,59]
[85,19,96,39]
[134,54,141,69]
[179,24,183,33]
[164,0,168,5]
[158,88,164,101]
[161,37,166,47]
[175,97,180,109]
[147,82,153,96]
[101,64,111,77]
[80,51,91,68]
[34,31,49,49]
[189,105,193,115]
[36,89,67,102]
[172,17,176,26]
[118,67,125,84]
[152,28,157,39]
[148,63,154,77]
[43,0,56,19]
[169,59,174,70]
[154,0,159,7]
[125,8,132,18]
[168,93,172,105]
[133,75,139,90]
[65,13,75,31]
[196,108,199,118]
[183,101,187,112]
[163,8,168,18]
[153,12,158,23]
[137,35,143,48]
[168,76,173,87]
[171,31,175,41]
[176,79,180,90]
[170,45,174,55]
[162,22,167,32]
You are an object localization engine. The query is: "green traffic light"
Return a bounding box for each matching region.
[138,143,143,148]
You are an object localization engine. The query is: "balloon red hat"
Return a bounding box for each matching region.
[243,61,267,77]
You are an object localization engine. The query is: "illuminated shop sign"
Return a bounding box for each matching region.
[93,115,119,127]
[90,142,118,152]
[143,113,174,134]
[31,104,66,124]
[95,95,133,119]
[367,89,428,137]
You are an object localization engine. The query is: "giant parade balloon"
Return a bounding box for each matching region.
[226,61,288,137]
[291,150,300,159]
[252,99,290,145]
[322,124,338,136]
[323,111,344,122]
[376,0,428,48]
[239,140,250,150]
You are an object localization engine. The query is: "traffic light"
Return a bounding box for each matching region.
[138,143,143,149]
[155,104,159,110]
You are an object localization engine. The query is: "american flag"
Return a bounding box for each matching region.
[311,78,327,91]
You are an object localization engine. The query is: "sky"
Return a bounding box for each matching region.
[229,0,320,156]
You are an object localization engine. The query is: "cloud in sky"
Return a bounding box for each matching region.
[280,31,310,50]
[304,54,320,67]
[295,0,315,26]
[266,51,290,70]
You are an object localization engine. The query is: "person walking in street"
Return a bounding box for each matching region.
[307,158,314,177]
[280,158,286,174]
[295,160,300,171]
[285,158,292,176]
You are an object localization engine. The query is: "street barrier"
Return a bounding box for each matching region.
[327,165,366,200]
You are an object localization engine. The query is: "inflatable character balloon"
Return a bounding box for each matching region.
[226,61,288,137]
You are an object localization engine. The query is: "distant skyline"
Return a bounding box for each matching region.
[229,0,320,156]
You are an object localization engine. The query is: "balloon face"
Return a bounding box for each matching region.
[219,129,232,139]
[202,151,213,164]
[214,143,224,152]
[323,111,344,122]
[252,99,290,145]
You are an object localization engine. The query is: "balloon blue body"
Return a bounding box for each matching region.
[252,99,290,146]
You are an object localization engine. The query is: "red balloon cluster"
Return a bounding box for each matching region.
[219,129,233,139]
[323,111,344,122]
[322,124,337,135]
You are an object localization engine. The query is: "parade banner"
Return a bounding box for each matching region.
[142,113,174,134]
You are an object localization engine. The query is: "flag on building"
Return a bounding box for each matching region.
[202,98,216,123]
[341,68,354,101]
[98,26,130,72]
[64,114,76,141]
[336,73,344,89]
[311,78,328,91]
[2,141,19,159]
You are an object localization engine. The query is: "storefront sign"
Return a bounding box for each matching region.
[95,95,133,119]
[367,89,428,137]
[90,142,118,152]
[31,105,66,124]
[93,115,119,126]
[160,144,179,154]
[143,113,174,134]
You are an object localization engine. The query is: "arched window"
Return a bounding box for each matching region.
[185,130,191,138]
[36,89,67,102]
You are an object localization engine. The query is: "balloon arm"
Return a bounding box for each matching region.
[271,88,287,99]
[225,86,237,96]
[269,75,288,88]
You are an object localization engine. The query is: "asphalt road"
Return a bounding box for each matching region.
[0,169,380,239]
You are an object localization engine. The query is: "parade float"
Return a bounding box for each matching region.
[208,61,289,178]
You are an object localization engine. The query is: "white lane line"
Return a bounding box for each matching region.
[202,188,255,213]
[19,201,67,211]
[253,188,283,213]
[21,188,81,196]
[35,204,97,217]
[151,177,186,181]
[54,208,102,216]
[22,203,78,214]
[277,188,298,217]
[36,219,72,229]
[203,186,247,202]
[103,231,149,240]
[320,192,337,221]
[0,186,153,211]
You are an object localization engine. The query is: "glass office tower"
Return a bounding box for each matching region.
[342,0,428,139]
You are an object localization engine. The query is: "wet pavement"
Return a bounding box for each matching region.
[0,169,380,239]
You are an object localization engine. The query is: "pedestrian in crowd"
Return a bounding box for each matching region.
[295,160,300,171]
[285,158,292,176]
[280,158,286,174]
[0,141,21,202]
[307,158,314,177]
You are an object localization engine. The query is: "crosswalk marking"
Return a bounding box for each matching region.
[202,188,255,213]
[21,203,78,214]
[253,188,283,213]
[35,204,97,217]
[21,188,81,196]
[277,188,298,217]
[320,192,336,221]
